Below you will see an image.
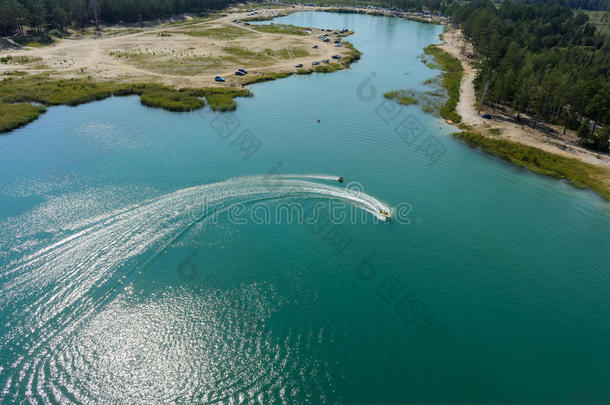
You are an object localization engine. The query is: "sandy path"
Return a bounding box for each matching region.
[439,28,610,169]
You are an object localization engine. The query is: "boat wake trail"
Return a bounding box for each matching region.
[0,175,389,402]
[277,174,342,182]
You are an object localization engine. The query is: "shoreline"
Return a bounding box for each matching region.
[434,27,610,202]
[0,6,360,133]
[2,5,609,202]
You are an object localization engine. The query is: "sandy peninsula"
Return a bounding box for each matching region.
[0,6,353,89]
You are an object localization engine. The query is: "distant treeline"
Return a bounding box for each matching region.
[286,0,445,11]
[0,0,232,35]
[448,0,610,150]
[288,0,609,11]
[524,0,609,11]
[1,0,607,37]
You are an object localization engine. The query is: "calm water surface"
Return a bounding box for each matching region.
[1,11,609,404]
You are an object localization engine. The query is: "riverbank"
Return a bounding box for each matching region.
[0,6,359,133]
[435,27,610,202]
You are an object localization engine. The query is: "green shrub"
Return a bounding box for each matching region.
[577,121,591,143]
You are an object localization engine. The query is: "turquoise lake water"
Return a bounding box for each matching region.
[1,11,610,404]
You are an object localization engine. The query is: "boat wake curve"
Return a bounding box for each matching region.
[0,175,390,400]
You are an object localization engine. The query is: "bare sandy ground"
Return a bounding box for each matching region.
[0,7,351,88]
[439,27,610,169]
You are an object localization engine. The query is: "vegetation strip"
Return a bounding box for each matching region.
[0,103,47,133]
[453,131,610,202]
[0,76,253,132]
[383,44,462,120]
[383,90,418,106]
[251,24,309,36]
[423,44,462,123]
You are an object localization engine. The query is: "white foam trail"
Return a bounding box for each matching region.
[0,175,390,398]
[278,174,340,182]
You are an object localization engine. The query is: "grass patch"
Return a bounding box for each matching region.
[222,46,309,64]
[0,76,253,132]
[296,63,344,74]
[222,46,273,64]
[3,70,27,77]
[423,74,443,86]
[222,45,266,59]
[0,55,42,64]
[139,87,205,111]
[340,41,361,66]
[313,63,343,73]
[384,90,418,105]
[383,88,444,113]
[252,24,308,36]
[0,76,133,106]
[0,103,46,133]
[110,49,224,76]
[242,72,291,85]
[274,46,309,59]
[203,88,251,111]
[453,131,610,202]
[424,44,462,123]
[242,13,288,22]
[147,55,223,75]
[179,25,255,39]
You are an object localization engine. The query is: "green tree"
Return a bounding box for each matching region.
[29,0,48,32]
[577,120,592,144]
[586,84,610,133]
[0,0,27,35]
[71,0,87,28]
[593,126,610,151]
[52,5,69,32]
